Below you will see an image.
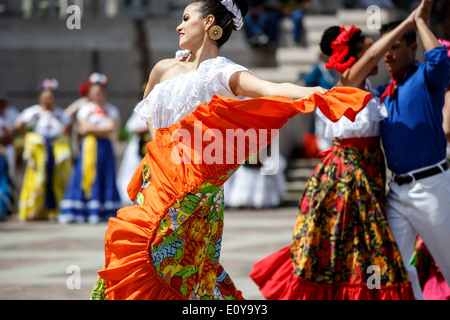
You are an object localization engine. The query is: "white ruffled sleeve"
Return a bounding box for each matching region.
[76,103,91,121]
[315,80,388,139]
[16,105,40,125]
[217,58,252,94]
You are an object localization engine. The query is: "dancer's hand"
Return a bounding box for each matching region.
[311,86,327,95]
[406,7,418,28]
[413,0,440,51]
[415,0,433,24]
[332,137,342,146]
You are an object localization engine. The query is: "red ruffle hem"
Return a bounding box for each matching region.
[250,246,416,300]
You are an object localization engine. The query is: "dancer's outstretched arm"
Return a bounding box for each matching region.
[230,70,325,100]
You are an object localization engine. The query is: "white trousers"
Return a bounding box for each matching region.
[387,161,450,300]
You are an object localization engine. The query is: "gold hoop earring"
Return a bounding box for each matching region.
[209,25,223,41]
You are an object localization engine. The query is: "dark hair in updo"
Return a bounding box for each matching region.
[319,26,368,62]
[193,0,249,48]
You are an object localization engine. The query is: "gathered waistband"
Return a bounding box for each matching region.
[339,136,380,149]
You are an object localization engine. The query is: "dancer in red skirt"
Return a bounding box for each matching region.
[249,3,432,300]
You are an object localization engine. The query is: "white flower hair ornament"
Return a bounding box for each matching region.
[220,0,243,30]
[88,73,109,86]
[38,78,59,91]
[175,49,192,59]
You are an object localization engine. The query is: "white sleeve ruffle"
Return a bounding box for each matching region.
[316,80,388,139]
[133,57,250,130]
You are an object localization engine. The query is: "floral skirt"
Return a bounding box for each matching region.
[91,162,243,300]
[251,144,415,299]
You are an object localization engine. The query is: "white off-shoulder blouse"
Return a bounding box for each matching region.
[134,56,250,130]
[315,79,388,139]
[16,105,72,139]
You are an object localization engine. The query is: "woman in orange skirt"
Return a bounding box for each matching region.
[90,0,370,300]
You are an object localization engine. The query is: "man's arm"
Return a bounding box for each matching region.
[415,0,441,52]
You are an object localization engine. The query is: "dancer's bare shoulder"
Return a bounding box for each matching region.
[144,58,193,98]
[153,58,193,84]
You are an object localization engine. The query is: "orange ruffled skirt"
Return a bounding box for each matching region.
[92,89,371,300]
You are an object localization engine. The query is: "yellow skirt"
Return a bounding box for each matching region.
[18,132,72,221]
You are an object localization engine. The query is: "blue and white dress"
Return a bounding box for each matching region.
[59,101,122,224]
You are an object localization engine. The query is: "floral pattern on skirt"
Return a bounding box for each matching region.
[291,146,410,287]
[149,166,241,300]
[90,163,242,300]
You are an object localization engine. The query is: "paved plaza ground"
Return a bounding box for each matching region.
[0,207,298,300]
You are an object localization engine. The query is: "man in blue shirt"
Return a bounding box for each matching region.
[377,0,450,300]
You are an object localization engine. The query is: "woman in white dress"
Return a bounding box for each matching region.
[224,139,287,209]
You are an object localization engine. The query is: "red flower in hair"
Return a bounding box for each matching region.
[78,82,89,97]
[325,25,360,73]
[77,73,109,97]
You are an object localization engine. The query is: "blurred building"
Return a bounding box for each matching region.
[0,0,419,116]
[0,0,192,119]
[0,0,446,159]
